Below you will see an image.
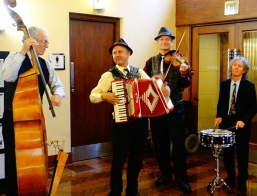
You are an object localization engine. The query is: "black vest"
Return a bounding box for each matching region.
[151,52,184,106]
[4,54,50,110]
[108,65,141,80]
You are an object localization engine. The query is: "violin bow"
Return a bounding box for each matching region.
[163,30,186,80]
[175,30,186,54]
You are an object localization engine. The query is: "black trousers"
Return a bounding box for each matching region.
[223,135,249,182]
[150,109,188,181]
[2,109,18,196]
[108,118,148,196]
[222,115,250,182]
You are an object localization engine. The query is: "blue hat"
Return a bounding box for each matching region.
[109,38,133,55]
[154,27,175,40]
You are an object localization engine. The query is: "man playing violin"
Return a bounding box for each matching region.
[143,27,191,193]
[2,25,65,195]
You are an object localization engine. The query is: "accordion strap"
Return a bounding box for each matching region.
[109,66,140,80]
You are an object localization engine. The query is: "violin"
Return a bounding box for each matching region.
[164,51,188,68]
[162,51,194,81]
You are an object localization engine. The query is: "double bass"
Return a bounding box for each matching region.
[4,0,68,195]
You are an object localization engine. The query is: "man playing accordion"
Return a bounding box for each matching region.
[90,38,169,196]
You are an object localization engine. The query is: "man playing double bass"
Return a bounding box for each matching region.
[2,25,65,195]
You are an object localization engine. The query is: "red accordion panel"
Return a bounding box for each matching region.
[112,78,174,123]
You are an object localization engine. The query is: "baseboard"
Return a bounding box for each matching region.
[72,142,113,161]
[249,142,257,163]
[249,142,257,150]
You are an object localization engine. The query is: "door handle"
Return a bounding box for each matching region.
[71,62,74,92]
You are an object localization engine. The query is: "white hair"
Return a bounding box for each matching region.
[21,25,48,43]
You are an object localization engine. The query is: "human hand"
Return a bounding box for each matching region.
[235,120,245,130]
[152,74,164,81]
[161,81,170,97]
[51,94,62,107]
[214,117,222,126]
[101,92,120,105]
[180,63,189,75]
[20,38,39,55]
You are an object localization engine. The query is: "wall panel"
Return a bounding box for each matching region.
[176,0,257,27]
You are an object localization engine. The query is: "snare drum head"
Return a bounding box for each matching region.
[200,129,231,135]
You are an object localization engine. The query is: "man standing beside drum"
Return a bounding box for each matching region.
[214,56,257,193]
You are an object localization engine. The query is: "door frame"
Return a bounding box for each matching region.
[235,21,257,157]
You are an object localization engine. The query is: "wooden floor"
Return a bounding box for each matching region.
[49,146,257,196]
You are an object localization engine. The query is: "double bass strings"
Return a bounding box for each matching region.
[44,102,65,152]
[47,115,65,152]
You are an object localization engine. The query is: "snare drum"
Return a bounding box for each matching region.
[199,129,235,148]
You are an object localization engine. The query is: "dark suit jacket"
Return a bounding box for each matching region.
[216,79,257,140]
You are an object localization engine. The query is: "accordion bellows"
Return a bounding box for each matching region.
[111,78,174,123]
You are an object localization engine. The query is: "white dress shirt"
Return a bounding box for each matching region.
[2,52,65,99]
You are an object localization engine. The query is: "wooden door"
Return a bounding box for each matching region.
[235,21,257,144]
[69,13,120,161]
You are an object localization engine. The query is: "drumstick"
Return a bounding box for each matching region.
[225,126,236,130]
[212,126,217,132]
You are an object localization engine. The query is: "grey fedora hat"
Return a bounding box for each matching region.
[154,27,175,40]
[109,38,133,55]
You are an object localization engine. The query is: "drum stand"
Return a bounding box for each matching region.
[207,147,233,196]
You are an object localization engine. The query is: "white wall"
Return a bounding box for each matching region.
[0,0,176,155]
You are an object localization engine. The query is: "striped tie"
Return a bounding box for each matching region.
[229,83,237,115]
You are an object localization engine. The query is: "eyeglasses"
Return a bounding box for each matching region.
[38,40,49,45]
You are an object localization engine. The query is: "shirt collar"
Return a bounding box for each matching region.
[231,79,241,86]
[116,64,130,72]
[158,50,174,57]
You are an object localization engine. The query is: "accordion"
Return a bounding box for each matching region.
[111,78,174,123]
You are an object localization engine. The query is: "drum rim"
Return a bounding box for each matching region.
[200,129,232,134]
[201,143,233,147]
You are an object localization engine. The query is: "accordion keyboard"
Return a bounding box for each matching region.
[111,80,128,123]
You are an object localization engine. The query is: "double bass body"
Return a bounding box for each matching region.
[13,69,48,195]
